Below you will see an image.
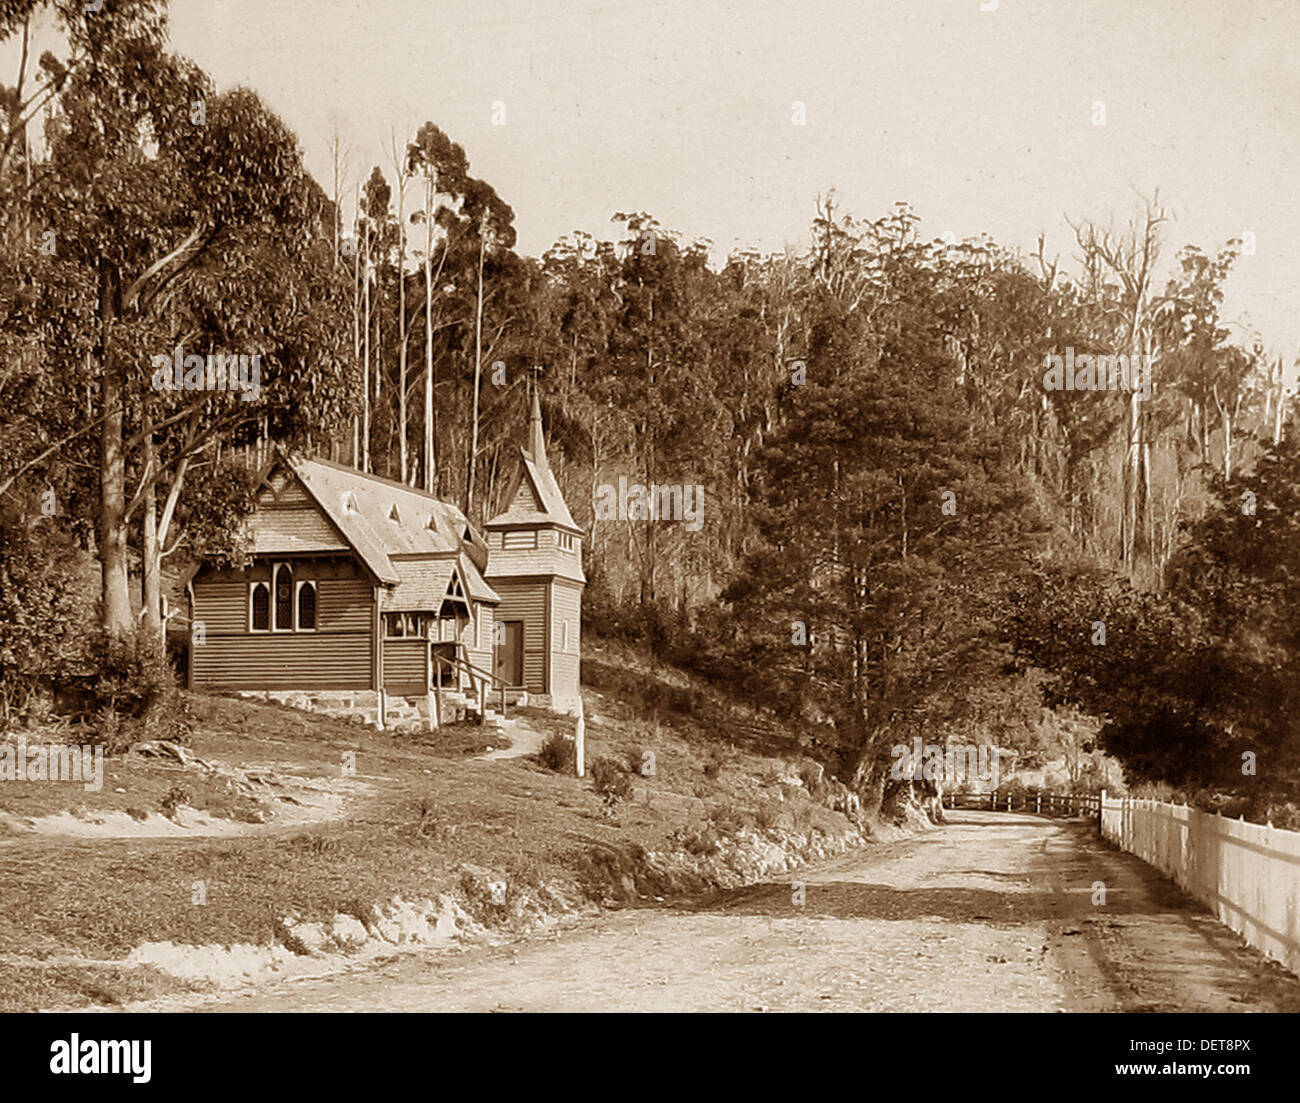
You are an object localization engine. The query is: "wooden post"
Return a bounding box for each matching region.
[1036,794,1041,814]
[989,790,995,810]
[1006,793,1011,812]
[478,680,486,725]
[425,640,435,732]
[432,658,442,728]
[574,697,585,778]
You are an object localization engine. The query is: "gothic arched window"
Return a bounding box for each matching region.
[250,582,270,631]
[273,564,293,631]
[296,581,317,631]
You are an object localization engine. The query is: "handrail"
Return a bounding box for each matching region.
[431,648,520,726]
[453,653,520,692]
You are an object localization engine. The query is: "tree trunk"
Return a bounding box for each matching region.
[465,220,486,517]
[362,217,371,473]
[141,404,162,643]
[99,269,132,642]
[396,170,408,484]
[352,206,361,468]
[423,176,436,493]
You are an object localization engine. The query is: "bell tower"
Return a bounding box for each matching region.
[484,387,584,712]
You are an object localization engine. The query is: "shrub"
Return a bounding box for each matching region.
[590,756,633,809]
[702,749,723,781]
[159,785,190,819]
[681,824,721,856]
[707,802,747,834]
[754,801,783,831]
[409,795,442,837]
[797,760,827,798]
[535,731,576,773]
[79,643,186,749]
[91,707,130,755]
[0,502,98,726]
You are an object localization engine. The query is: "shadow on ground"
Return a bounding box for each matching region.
[659,879,1164,924]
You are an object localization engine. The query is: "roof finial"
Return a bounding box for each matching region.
[527,371,547,470]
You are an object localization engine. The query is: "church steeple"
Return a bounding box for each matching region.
[527,384,547,469]
[483,378,586,715]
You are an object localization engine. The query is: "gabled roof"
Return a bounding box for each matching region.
[244,457,499,608]
[485,390,580,533]
[382,554,499,612]
[283,456,478,582]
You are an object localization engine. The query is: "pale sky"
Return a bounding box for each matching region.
[12,0,1300,358]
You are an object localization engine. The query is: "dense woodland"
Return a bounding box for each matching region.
[2,2,1297,824]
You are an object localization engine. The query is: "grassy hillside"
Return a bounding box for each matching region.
[0,636,870,1011]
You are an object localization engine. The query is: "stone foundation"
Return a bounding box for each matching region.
[237,689,427,732]
[237,686,574,730]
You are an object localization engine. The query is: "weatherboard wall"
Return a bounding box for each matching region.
[490,578,548,692]
[549,578,582,700]
[189,557,373,691]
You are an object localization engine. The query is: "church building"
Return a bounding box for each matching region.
[185,393,584,728]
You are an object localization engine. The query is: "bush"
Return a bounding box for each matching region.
[0,502,97,724]
[82,643,186,749]
[159,785,190,819]
[590,756,633,809]
[409,795,442,838]
[707,802,747,834]
[536,731,576,773]
[91,707,129,755]
[797,760,827,799]
[702,749,723,780]
[790,801,816,833]
[754,801,783,831]
[681,824,721,856]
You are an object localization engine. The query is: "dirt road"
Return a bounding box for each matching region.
[191,810,1300,1012]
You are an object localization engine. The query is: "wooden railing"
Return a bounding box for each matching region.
[431,650,518,727]
[945,790,1102,818]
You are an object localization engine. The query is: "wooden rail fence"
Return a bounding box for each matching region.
[945,790,1101,817]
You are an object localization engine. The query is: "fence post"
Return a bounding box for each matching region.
[990,790,995,811]
[1006,792,1011,812]
[574,697,586,779]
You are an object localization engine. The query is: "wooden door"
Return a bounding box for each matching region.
[495,620,523,686]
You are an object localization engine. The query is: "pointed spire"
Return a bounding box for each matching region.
[527,382,548,470]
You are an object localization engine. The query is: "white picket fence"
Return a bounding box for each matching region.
[1100,795,1300,977]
